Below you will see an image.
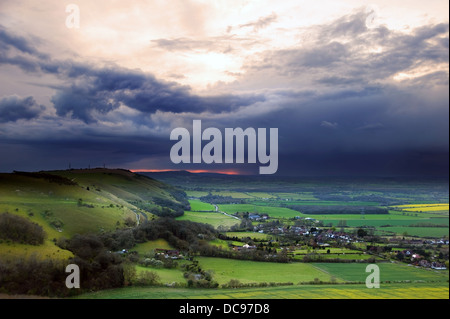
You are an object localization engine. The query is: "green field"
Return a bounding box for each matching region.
[295,248,361,254]
[281,201,381,206]
[307,213,427,221]
[313,262,448,283]
[217,204,433,221]
[188,199,215,212]
[76,282,449,299]
[176,211,240,228]
[0,169,189,238]
[296,254,383,261]
[292,248,385,262]
[377,227,449,238]
[209,238,244,250]
[0,169,189,261]
[195,257,333,284]
[72,251,450,300]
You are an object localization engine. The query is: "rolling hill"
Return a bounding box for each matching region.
[0,168,188,260]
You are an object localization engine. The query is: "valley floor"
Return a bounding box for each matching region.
[75,282,449,299]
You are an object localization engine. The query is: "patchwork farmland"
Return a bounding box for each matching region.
[0,170,448,299]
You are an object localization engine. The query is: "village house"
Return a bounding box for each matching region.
[431,262,447,270]
[155,248,181,259]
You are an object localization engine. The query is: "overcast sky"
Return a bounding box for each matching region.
[0,0,448,176]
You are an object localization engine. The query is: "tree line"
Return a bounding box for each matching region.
[0,218,217,297]
[282,205,389,215]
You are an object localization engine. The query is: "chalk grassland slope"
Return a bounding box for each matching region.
[0,169,187,259]
[53,169,180,204]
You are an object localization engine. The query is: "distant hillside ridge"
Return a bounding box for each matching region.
[0,168,189,241]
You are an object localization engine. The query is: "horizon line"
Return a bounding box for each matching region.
[129,169,243,175]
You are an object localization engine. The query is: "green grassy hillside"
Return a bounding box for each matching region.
[0,168,188,260]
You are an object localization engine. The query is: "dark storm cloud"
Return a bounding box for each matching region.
[49,67,265,122]
[0,134,171,172]
[30,133,170,158]
[280,86,448,175]
[0,7,448,177]
[277,149,449,177]
[216,9,448,176]
[323,10,368,37]
[0,95,43,122]
[0,26,265,123]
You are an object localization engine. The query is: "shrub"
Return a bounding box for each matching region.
[0,255,69,297]
[0,213,46,245]
[134,271,160,286]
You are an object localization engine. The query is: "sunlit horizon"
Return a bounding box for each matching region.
[130,168,243,175]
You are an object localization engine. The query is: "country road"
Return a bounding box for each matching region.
[134,210,140,225]
[213,204,240,220]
